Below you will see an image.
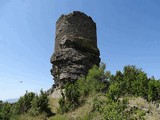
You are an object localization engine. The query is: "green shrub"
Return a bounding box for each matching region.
[65,83,80,110]
[109,65,149,99]
[77,65,106,97]
[10,90,52,118]
[92,96,129,120]
[107,82,123,101]
[123,65,149,98]
[0,102,12,120]
[92,97,104,113]
[12,91,35,115]
[29,90,52,116]
[58,95,69,114]
[148,79,160,101]
[58,83,80,114]
[102,98,128,120]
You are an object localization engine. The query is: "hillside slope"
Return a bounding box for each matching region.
[49,95,160,120]
[1,65,160,120]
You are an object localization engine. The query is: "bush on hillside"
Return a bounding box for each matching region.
[12,91,36,115]
[123,66,148,98]
[148,78,160,102]
[29,90,52,116]
[58,83,80,114]
[0,90,52,119]
[77,64,106,97]
[92,96,129,120]
[108,65,149,100]
[0,102,12,120]
[107,82,123,101]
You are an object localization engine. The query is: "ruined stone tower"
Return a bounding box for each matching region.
[50,11,100,89]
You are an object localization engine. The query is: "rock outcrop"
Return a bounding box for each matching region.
[50,11,100,89]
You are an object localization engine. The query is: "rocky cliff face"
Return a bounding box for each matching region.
[50,11,100,89]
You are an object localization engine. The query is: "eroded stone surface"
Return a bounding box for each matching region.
[50,11,100,89]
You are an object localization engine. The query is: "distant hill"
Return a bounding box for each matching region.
[5,98,19,103]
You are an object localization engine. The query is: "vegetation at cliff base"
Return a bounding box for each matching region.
[1,64,160,120]
[56,64,160,120]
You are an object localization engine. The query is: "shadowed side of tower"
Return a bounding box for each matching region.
[50,11,100,90]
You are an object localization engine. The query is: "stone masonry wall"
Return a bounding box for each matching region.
[50,11,100,89]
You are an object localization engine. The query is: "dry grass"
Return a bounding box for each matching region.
[129,97,160,120]
[16,114,47,120]
[48,97,59,113]
[48,95,160,120]
[49,94,102,120]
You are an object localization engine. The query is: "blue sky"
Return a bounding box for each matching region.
[0,0,160,100]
